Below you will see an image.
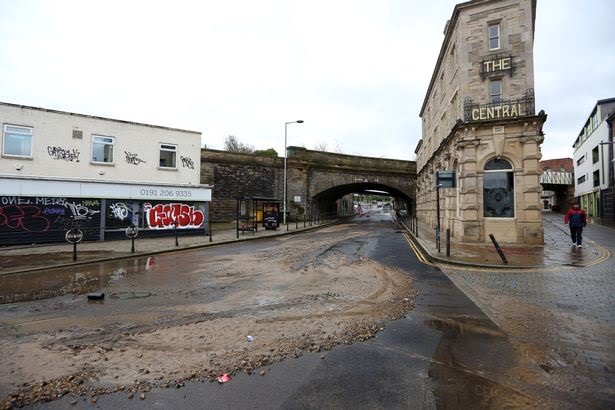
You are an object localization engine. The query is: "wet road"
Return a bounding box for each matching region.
[17,211,565,409]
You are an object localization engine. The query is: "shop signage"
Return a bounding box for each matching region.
[480,54,514,80]
[471,102,526,121]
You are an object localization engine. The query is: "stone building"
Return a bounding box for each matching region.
[414,0,547,244]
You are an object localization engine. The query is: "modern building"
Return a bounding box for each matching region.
[0,102,211,245]
[572,97,615,221]
[414,0,547,245]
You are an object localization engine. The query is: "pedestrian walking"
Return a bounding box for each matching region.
[564,202,587,248]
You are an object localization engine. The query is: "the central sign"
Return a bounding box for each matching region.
[471,102,526,121]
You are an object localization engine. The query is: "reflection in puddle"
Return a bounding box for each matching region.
[425,315,547,408]
[0,258,153,304]
[109,291,155,300]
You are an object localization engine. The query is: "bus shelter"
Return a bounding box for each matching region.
[236,196,280,238]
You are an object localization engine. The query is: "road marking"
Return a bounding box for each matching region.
[403,233,433,266]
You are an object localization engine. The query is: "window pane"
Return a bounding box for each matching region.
[490,80,502,103]
[160,150,176,167]
[489,24,500,49]
[484,158,512,170]
[3,125,32,156]
[484,171,514,217]
[92,136,114,163]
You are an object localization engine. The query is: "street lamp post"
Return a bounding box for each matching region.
[284,120,304,225]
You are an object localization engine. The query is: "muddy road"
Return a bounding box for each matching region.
[0,215,417,407]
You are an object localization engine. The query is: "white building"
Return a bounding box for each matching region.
[572,98,615,219]
[1,102,211,245]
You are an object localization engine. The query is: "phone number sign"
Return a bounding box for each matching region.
[131,186,211,201]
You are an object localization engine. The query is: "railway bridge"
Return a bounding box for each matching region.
[200,147,417,221]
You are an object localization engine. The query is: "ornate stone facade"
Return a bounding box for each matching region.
[414,0,547,244]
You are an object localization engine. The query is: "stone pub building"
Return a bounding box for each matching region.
[414,0,547,245]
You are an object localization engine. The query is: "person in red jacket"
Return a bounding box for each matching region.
[564,202,588,248]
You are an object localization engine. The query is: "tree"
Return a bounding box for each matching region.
[313,142,328,152]
[253,148,278,157]
[224,135,254,154]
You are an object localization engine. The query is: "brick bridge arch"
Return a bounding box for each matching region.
[201,147,416,221]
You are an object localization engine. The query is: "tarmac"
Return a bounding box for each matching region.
[0,210,611,275]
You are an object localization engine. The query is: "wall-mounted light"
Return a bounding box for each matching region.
[98,170,105,175]
[15,163,23,170]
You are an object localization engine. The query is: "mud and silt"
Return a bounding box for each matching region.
[0,224,418,408]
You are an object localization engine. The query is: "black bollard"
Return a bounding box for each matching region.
[489,233,508,264]
[446,228,450,257]
[174,218,179,246]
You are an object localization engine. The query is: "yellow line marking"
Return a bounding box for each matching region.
[403,233,434,266]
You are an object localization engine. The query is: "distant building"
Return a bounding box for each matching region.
[539,158,573,212]
[0,102,211,245]
[572,98,615,222]
[414,0,547,244]
[607,111,615,221]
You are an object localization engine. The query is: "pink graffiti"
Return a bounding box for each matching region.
[0,205,51,232]
[144,203,204,229]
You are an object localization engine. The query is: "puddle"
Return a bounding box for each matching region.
[0,258,152,304]
[109,291,155,300]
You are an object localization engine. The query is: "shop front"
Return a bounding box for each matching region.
[0,177,211,245]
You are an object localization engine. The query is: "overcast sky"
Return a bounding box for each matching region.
[1,0,613,161]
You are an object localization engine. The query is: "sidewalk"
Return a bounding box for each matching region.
[403,211,611,268]
[0,220,331,275]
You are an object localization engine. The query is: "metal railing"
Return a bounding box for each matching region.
[464,89,535,122]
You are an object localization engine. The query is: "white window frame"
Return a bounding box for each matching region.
[488,23,501,50]
[159,143,177,169]
[2,124,33,158]
[91,134,115,164]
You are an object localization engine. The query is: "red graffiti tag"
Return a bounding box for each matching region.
[0,205,51,232]
[144,203,204,229]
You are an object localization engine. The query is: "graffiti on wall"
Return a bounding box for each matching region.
[65,200,100,221]
[47,146,80,162]
[0,197,101,236]
[180,156,195,170]
[109,202,131,221]
[125,151,146,166]
[143,202,204,229]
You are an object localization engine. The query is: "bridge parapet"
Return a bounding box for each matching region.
[287,147,416,174]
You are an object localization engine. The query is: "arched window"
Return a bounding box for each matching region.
[483,158,514,217]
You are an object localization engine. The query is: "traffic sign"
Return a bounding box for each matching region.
[125,225,139,239]
[65,228,83,244]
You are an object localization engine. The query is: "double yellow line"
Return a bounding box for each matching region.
[403,232,433,265]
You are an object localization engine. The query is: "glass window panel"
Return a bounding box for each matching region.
[92,135,114,163]
[484,158,512,170]
[489,24,500,49]
[490,80,502,103]
[3,125,32,156]
[484,171,514,217]
[159,149,176,167]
